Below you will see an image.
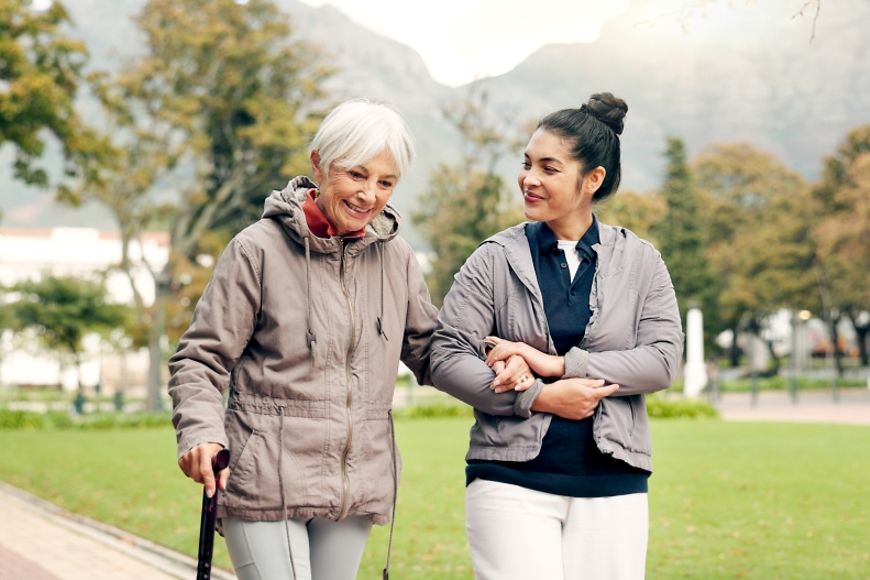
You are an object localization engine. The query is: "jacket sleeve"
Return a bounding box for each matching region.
[167,238,261,459]
[562,251,684,396]
[430,244,543,417]
[400,246,439,386]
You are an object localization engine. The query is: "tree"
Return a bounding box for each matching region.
[0,0,104,186]
[652,137,715,337]
[694,143,816,370]
[595,190,667,246]
[813,125,870,367]
[6,275,131,397]
[412,89,524,305]
[60,0,332,410]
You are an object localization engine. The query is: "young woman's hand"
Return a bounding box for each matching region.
[178,442,230,498]
[490,354,536,394]
[485,336,565,378]
[531,378,619,420]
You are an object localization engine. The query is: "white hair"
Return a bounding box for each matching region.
[311,99,415,179]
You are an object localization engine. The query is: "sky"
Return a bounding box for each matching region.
[296,0,822,87]
[298,0,632,87]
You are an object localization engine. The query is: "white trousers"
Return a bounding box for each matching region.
[223,516,372,580]
[466,479,649,580]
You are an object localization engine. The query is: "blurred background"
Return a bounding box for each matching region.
[0,0,868,577]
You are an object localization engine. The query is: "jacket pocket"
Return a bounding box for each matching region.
[596,396,650,455]
[224,418,261,503]
[628,396,652,455]
[353,408,400,516]
[467,412,548,462]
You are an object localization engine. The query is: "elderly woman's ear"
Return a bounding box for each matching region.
[310,149,324,183]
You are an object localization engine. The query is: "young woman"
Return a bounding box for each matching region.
[431,93,684,579]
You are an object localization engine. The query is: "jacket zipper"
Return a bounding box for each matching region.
[338,242,355,519]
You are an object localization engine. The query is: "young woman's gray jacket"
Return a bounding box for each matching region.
[430,221,684,471]
[168,177,438,525]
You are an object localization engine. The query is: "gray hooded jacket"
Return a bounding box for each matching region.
[168,177,438,524]
[430,221,684,471]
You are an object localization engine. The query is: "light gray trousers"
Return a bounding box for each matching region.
[223,516,372,580]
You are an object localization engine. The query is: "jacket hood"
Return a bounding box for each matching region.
[262,176,402,253]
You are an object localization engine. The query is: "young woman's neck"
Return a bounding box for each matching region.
[546,210,593,241]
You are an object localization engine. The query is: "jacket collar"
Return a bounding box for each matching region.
[526,218,600,262]
[262,176,402,256]
[302,188,366,239]
[483,217,626,302]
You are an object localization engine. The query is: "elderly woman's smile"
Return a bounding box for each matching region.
[313,149,398,235]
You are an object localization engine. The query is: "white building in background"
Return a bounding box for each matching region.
[0,227,169,392]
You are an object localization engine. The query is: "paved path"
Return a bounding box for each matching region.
[714,388,870,426]
[0,482,235,580]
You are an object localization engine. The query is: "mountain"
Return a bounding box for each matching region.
[1,0,868,248]
[473,0,870,190]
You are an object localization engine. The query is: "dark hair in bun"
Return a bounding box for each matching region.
[537,92,628,201]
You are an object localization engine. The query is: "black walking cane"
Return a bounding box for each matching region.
[196,448,230,580]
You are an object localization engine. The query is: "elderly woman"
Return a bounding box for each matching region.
[168,100,442,580]
[431,93,684,579]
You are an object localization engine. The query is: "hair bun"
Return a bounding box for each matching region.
[583,92,628,135]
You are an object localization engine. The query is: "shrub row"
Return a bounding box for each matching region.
[394,396,718,420]
[714,376,865,392]
[645,396,719,419]
[1,395,717,430]
[0,409,171,431]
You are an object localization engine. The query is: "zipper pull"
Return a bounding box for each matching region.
[376,317,389,341]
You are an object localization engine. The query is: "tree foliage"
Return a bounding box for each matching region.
[56,0,333,409]
[412,90,524,305]
[652,137,715,324]
[0,0,105,186]
[813,125,870,365]
[692,142,816,368]
[696,143,816,317]
[5,275,131,390]
[595,190,667,246]
[73,0,333,260]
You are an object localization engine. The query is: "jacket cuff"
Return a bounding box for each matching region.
[513,379,544,418]
[563,347,589,379]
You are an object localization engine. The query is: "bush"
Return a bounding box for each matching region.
[394,403,473,420]
[0,409,171,431]
[396,397,718,421]
[0,409,47,430]
[76,413,171,430]
[719,375,864,392]
[646,396,718,419]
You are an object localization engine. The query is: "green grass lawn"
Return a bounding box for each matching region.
[1,419,868,578]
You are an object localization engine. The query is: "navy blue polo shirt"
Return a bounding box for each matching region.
[466,219,649,497]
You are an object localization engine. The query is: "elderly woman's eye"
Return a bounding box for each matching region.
[349,170,365,179]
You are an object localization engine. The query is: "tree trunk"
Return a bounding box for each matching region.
[729,322,741,368]
[765,339,782,375]
[856,326,869,368]
[829,314,844,377]
[75,353,84,395]
[847,311,870,367]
